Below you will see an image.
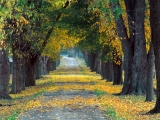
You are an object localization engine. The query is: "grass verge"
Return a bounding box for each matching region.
[3,90,45,120]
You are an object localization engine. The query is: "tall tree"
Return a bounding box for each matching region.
[110,0,147,95]
[149,0,160,113]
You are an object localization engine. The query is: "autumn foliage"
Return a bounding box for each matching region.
[0,58,158,119]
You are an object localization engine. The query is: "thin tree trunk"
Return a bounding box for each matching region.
[96,53,102,74]
[35,58,42,79]
[87,53,96,71]
[42,56,49,75]
[20,57,25,91]
[102,61,107,80]
[93,54,98,72]
[84,52,89,66]
[94,52,102,74]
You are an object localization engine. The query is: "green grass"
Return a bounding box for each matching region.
[105,107,126,120]
[4,90,45,120]
[94,89,126,120]
[94,89,107,97]
[5,111,20,120]
[107,107,117,119]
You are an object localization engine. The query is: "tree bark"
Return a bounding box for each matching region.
[101,48,114,81]
[130,0,147,95]
[53,61,57,70]
[101,61,114,81]
[10,51,21,94]
[20,57,25,91]
[149,0,160,113]
[111,0,147,95]
[93,53,98,72]
[35,58,43,79]
[25,58,37,87]
[110,0,132,94]
[84,52,89,66]
[0,49,11,99]
[41,56,49,75]
[95,52,102,74]
[146,43,155,102]
[47,58,53,73]
[87,52,96,71]
[113,56,122,85]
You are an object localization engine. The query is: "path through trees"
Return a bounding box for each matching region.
[18,56,108,120]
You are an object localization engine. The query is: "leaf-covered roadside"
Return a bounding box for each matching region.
[0,57,159,120]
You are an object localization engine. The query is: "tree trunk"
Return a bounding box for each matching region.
[101,49,114,81]
[110,0,132,94]
[101,60,114,81]
[149,0,160,113]
[53,61,57,70]
[83,52,89,66]
[20,57,25,91]
[0,49,11,99]
[41,56,49,75]
[10,52,21,94]
[102,61,108,80]
[93,53,98,72]
[129,0,147,95]
[35,58,42,79]
[97,57,102,75]
[88,53,96,71]
[111,0,147,95]
[113,58,122,85]
[95,53,102,74]
[25,58,37,87]
[47,58,53,73]
[146,43,155,102]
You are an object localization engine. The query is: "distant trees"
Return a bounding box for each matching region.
[59,0,157,113]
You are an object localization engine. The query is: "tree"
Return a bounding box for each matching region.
[149,0,160,113]
[1,0,70,93]
[0,48,10,99]
[60,0,102,73]
[110,0,147,95]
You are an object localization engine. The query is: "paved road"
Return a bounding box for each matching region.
[18,57,108,120]
[63,56,79,67]
[18,90,107,120]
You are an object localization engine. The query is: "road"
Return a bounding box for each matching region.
[18,56,108,120]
